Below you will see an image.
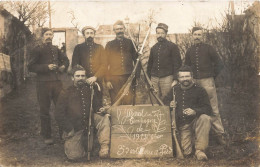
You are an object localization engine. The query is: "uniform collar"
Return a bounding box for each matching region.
[194,42,203,47]
[180,82,195,90]
[115,36,125,42]
[85,40,94,46]
[43,42,53,47]
[156,38,168,45]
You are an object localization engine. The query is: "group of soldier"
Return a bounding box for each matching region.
[28,20,226,161]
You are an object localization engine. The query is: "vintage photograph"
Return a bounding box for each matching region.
[0,0,259,166]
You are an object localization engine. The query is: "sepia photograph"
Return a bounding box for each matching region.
[0,0,259,166]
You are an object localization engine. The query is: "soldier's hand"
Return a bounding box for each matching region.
[170,101,176,108]
[183,108,196,116]
[62,128,75,140]
[106,82,113,90]
[86,76,97,85]
[97,106,110,115]
[171,80,178,87]
[48,64,58,70]
[58,65,65,72]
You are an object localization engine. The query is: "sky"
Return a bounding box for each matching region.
[49,0,253,34]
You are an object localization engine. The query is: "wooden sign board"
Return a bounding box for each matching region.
[109,105,173,158]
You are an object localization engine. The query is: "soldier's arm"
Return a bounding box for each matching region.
[163,88,173,106]
[58,47,69,71]
[93,85,103,113]
[104,42,111,82]
[192,88,212,117]
[71,45,80,68]
[209,46,224,78]
[94,45,106,79]
[172,44,182,80]
[55,89,73,133]
[184,48,191,66]
[28,47,50,73]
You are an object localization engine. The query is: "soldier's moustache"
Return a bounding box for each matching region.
[117,32,124,35]
[77,80,86,87]
[157,37,163,42]
[86,37,93,42]
[45,38,52,43]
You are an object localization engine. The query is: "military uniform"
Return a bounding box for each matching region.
[105,37,137,104]
[185,43,225,135]
[72,41,106,80]
[147,38,182,100]
[55,83,110,158]
[164,83,212,156]
[28,43,69,139]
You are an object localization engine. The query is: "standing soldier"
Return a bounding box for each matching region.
[28,28,69,144]
[72,26,106,87]
[147,23,182,101]
[105,20,138,104]
[185,26,226,145]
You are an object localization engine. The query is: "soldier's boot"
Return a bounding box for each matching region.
[99,144,109,158]
[195,150,208,161]
[215,134,227,145]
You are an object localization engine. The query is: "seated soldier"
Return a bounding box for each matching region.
[55,65,110,160]
[164,65,212,161]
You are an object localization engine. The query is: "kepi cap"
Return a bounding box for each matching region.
[156,23,168,33]
[82,26,96,35]
[192,26,203,34]
[42,27,52,36]
[113,20,124,27]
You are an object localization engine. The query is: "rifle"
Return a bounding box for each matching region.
[113,23,152,106]
[170,87,184,159]
[127,26,163,106]
[87,85,94,160]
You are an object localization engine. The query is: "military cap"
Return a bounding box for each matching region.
[69,64,86,76]
[41,27,52,36]
[177,65,193,76]
[82,26,96,35]
[113,20,124,27]
[156,23,168,33]
[192,26,203,34]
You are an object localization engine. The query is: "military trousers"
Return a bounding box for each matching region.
[108,74,133,105]
[64,113,111,160]
[151,75,173,102]
[194,77,225,135]
[179,114,211,156]
[36,80,62,139]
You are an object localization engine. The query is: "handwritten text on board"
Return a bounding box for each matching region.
[110,106,173,158]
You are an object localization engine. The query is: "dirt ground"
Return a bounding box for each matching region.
[0,77,259,167]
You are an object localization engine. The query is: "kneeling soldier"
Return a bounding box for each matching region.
[56,65,110,160]
[164,65,212,161]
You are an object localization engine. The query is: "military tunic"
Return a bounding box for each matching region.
[72,41,106,79]
[147,38,182,100]
[105,37,138,104]
[185,43,223,79]
[147,39,182,79]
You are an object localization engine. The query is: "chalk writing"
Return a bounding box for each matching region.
[116,144,172,156]
[110,106,173,158]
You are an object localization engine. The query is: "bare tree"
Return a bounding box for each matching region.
[4,1,49,28]
[67,10,81,33]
